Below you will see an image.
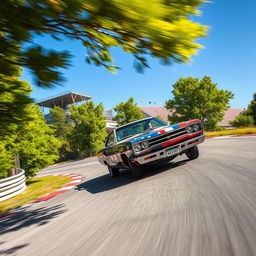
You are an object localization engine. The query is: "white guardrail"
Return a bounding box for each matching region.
[0,169,26,202]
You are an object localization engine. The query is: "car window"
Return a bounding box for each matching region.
[116,118,167,142]
[149,118,166,128]
[106,132,115,146]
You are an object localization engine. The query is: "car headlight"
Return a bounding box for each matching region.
[134,144,142,152]
[134,141,149,152]
[186,126,194,133]
[192,124,200,132]
[141,141,149,150]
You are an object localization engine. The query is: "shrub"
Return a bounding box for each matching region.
[230,114,254,128]
[0,141,14,178]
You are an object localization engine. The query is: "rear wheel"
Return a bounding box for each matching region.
[186,146,199,160]
[108,165,120,177]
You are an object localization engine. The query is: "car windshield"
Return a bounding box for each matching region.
[116,118,166,142]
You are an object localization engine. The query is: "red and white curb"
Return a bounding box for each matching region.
[0,174,82,219]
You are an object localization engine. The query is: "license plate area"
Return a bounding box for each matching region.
[166,147,180,156]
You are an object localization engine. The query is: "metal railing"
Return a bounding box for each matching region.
[0,169,26,202]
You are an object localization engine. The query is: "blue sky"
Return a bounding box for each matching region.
[22,0,256,111]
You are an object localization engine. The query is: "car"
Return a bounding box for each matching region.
[98,117,205,178]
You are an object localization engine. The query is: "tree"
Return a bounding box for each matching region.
[166,76,234,130]
[243,93,256,125]
[70,101,107,157]
[0,71,32,136]
[0,105,61,177]
[113,97,144,125]
[16,105,61,176]
[0,0,207,88]
[0,139,14,178]
[49,106,70,137]
[230,114,254,128]
[49,106,73,159]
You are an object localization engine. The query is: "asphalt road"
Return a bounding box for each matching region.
[1,137,256,256]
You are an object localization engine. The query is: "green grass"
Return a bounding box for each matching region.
[206,127,256,137]
[0,176,71,213]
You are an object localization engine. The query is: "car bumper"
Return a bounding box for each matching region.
[135,134,205,165]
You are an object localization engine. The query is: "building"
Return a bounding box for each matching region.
[139,106,243,128]
[104,109,118,132]
[36,91,92,111]
[218,108,243,127]
[36,91,92,123]
[139,106,172,122]
[36,91,118,131]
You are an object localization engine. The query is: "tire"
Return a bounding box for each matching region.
[108,165,120,177]
[186,146,199,160]
[128,161,143,178]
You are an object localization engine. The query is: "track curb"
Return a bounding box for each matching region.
[0,174,82,219]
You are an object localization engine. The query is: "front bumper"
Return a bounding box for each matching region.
[135,134,205,165]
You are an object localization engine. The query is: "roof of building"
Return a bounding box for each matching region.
[139,106,243,127]
[35,91,91,108]
[218,108,243,127]
[139,106,173,122]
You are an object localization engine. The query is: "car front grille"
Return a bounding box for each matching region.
[148,128,187,147]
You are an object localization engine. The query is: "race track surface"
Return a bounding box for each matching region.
[1,137,256,256]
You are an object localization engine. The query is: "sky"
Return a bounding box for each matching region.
[22,0,256,111]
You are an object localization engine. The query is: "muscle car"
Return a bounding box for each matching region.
[98,117,205,178]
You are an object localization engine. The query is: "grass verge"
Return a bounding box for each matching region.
[0,176,71,213]
[206,127,256,137]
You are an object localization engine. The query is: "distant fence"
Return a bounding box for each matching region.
[0,169,26,202]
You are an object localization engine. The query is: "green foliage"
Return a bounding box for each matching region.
[16,105,61,177]
[243,93,256,125]
[0,140,14,178]
[49,106,69,137]
[0,71,32,136]
[0,0,207,87]
[113,97,144,125]
[13,105,60,177]
[0,105,61,177]
[166,76,234,130]
[211,125,225,131]
[230,114,254,128]
[49,106,72,158]
[70,101,107,157]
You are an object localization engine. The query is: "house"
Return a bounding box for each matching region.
[138,106,243,128]
[139,106,173,122]
[218,108,243,127]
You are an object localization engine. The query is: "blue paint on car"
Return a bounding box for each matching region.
[130,124,182,144]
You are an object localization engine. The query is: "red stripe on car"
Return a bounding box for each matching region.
[156,130,166,134]
[162,131,203,147]
[179,119,201,127]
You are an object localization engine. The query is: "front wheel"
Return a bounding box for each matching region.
[186,146,199,160]
[128,161,143,178]
[108,165,120,177]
